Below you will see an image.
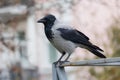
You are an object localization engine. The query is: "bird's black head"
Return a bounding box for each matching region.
[37,14,56,27]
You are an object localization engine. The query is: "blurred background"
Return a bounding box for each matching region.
[0,0,120,80]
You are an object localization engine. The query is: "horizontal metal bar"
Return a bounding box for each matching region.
[60,57,120,67]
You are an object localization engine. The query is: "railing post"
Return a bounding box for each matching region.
[52,63,68,80]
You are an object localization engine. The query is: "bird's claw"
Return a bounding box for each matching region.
[53,61,69,66]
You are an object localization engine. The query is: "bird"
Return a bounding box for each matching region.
[37,14,106,63]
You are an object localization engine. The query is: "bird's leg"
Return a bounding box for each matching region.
[64,53,71,62]
[54,52,65,65]
[57,53,71,65]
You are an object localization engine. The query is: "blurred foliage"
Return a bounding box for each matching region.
[108,26,120,57]
[90,66,120,80]
[89,21,120,80]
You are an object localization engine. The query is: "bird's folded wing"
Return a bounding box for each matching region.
[57,28,92,47]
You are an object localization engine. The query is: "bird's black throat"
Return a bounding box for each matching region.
[44,22,54,40]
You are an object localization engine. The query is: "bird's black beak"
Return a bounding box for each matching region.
[37,18,46,23]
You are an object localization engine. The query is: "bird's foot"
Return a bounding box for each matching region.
[53,61,59,65]
[53,61,69,66]
[60,61,69,63]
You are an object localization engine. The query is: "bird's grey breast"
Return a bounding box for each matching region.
[50,28,77,54]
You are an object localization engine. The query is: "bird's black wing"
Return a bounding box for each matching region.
[57,28,91,46]
[76,30,89,40]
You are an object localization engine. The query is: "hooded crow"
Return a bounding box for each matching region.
[37,14,106,62]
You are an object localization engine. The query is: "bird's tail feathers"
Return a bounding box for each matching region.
[88,48,106,58]
[92,45,104,52]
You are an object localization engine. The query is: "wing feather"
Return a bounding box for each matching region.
[57,28,90,46]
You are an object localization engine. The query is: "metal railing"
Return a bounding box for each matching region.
[52,57,120,80]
